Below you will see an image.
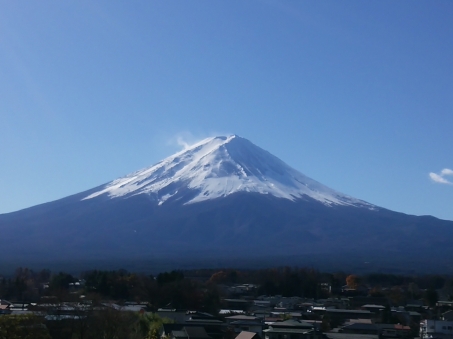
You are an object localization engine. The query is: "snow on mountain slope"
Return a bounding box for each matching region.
[83,135,375,208]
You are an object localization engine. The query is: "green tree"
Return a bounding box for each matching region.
[93,307,139,339]
[424,288,438,307]
[0,315,51,339]
[143,313,173,339]
[49,272,76,291]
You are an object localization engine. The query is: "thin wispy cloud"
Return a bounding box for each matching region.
[167,130,232,151]
[429,168,453,185]
[176,136,191,150]
[167,132,200,151]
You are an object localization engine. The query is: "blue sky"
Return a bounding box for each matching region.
[1,1,452,220]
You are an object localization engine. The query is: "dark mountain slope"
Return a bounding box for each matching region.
[1,135,452,272]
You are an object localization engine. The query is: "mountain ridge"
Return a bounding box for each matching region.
[1,135,452,272]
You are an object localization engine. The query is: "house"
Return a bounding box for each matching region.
[263,319,321,339]
[226,315,263,335]
[263,320,320,339]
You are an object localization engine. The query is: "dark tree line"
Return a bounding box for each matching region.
[2,266,453,308]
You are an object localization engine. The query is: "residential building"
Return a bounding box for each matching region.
[420,319,453,339]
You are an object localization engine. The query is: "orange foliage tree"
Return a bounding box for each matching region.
[346,274,360,289]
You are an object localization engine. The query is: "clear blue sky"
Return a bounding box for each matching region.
[1,1,452,220]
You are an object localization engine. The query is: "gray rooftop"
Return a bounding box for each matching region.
[235,331,259,339]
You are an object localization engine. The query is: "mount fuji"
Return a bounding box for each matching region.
[1,135,452,272]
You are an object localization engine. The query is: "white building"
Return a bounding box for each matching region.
[420,319,453,339]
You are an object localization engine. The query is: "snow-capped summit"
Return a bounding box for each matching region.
[83,135,374,208]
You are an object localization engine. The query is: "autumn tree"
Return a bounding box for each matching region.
[346,274,360,289]
[209,271,228,284]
